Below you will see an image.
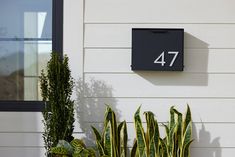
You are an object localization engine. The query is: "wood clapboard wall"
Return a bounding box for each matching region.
[82,0,235,157]
[1,0,235,156]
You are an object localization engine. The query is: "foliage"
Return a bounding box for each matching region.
[91,106,128,157]
[131,107,160,157]
[40,52,75,156]
[162,106,193,157]
[50,139,96,157]
[131,105,193,157]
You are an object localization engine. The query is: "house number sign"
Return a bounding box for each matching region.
[131,28,184,71]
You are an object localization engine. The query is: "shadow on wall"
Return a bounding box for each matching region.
[192,123,221,157]
[75,78,119,146]
[135,32,209,86]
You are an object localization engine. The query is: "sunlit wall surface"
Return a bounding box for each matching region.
[0,0,52,100]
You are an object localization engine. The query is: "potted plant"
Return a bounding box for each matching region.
[40,52,75,157]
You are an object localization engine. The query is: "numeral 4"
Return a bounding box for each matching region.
[154,51,166,66]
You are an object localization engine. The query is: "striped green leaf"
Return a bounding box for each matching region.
[169,106,175,131]
[104,121,112,156]
[131,140,138,157]
[182,140,193,157]
[136,122,147,157]
[181,123,192,157]
[183,105,192,134]
[91,126,105,156]
[159,138,168,157]
[154,120,160,157]
[149,137,156,157]
[144,112,155,149]
[118,121,128,157]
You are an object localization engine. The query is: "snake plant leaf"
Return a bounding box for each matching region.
[118,121,128,157]
[144,111,155,148]
[136,122,147,157]
[117,122,124,150]
[97,140,106,156]
[169,106,175,130]
[134,106,142,124]
[181,123,192,153]
[168,123,177,156]
[134,107,147,157]
[103,105,118,156]
[182,140,193,157]
[91,126,105,156]
[149,138,156,157]
[91,126,102,142]
[154,120,160,156]
[183,105,192,133]
[131,140,138,157]
[104,121,112,157]
[159,138,168,157]
[104,106,118,132]
[162,123,169,138]
[173,108,183,151]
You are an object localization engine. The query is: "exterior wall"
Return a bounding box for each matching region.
[81,0,235,156]
[1,0,235,156]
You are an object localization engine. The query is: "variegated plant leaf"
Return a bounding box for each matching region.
[91,126,105,156]
[118,121,128,157]
[131,140,138,157]
[104,121,112,156]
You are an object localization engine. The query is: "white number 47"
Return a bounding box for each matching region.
[154,51,179,67]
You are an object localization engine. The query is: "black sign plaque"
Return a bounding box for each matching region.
[131,28,184,71]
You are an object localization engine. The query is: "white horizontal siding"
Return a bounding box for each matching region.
[85,24,235,48]
[0,112,82,132]
[0,132,86,147]
[85,49,235,73]
[0,147,45,157]
[0,133,43,147]
[79,98,235,123]
[0,112,43,132]
[191,148,235,157]
[84,74,235,98]
[85,0,235,23]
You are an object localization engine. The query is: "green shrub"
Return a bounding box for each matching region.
[40,52,75,156]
